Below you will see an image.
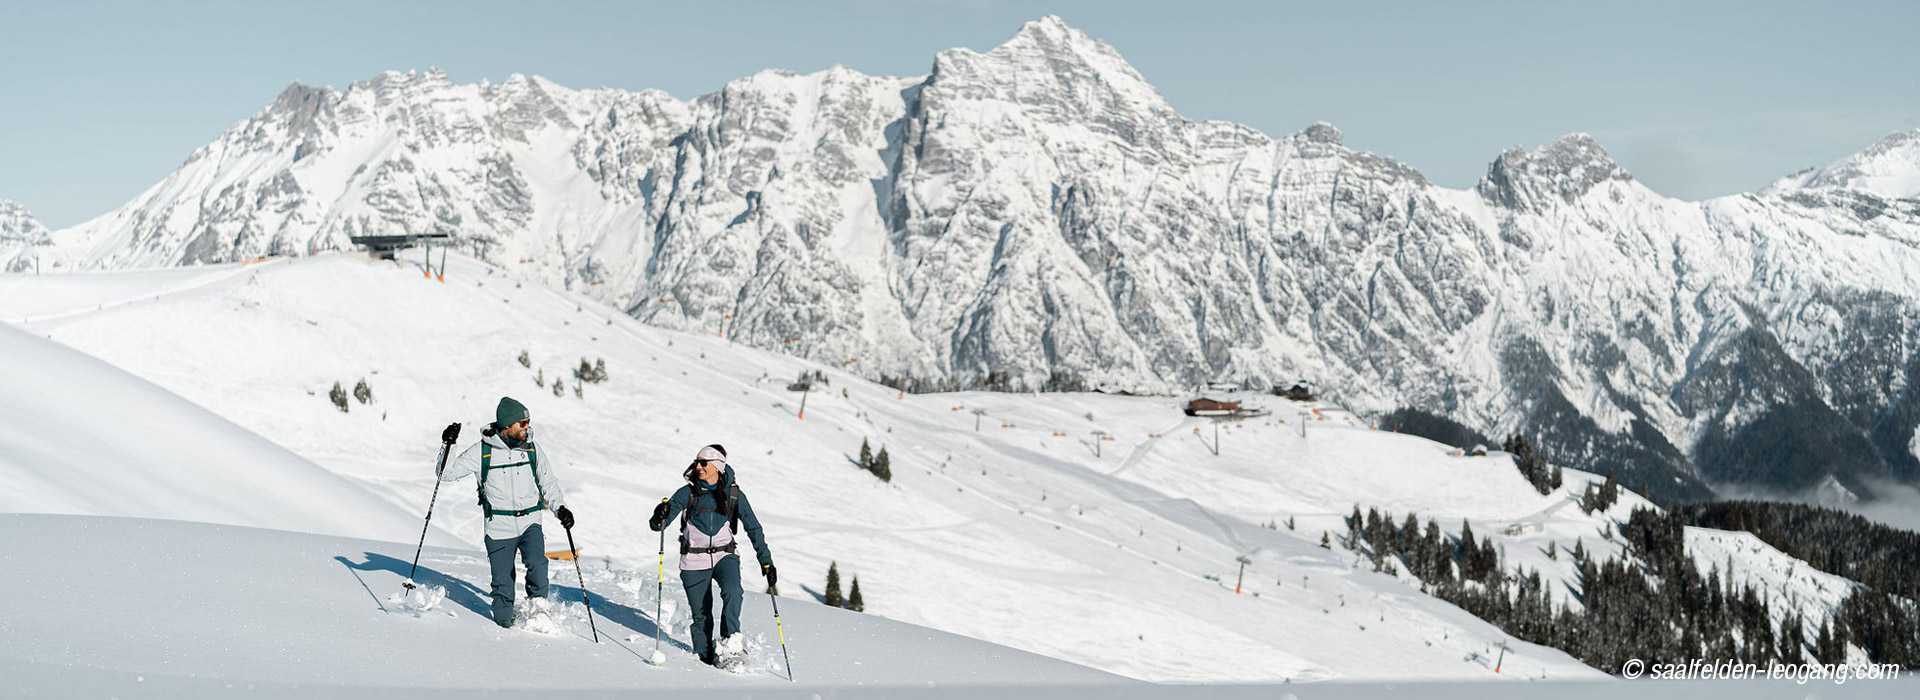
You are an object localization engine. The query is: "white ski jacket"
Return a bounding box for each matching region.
[438,431,567,540]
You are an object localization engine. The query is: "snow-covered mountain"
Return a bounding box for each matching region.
[2,252,1607,682]
[41,17,1920,503]
[1769,128,1920,200]
[1,199,52,272]
[2,252,1904,682]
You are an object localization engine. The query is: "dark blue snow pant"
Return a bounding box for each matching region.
[484,523,549,627]
[680,554,743,657]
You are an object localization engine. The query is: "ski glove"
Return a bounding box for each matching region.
[761,563,777,586]
[440,422,461,444]
[556,506,575,530]
[648,501,671,531]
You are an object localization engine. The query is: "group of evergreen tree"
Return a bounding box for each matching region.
[1678,501,1920,600]
[874,369,1084,394]
[788,369,831,391]
[1679,500,1920,666]
[856,438,892,482]
[327,378,374,412]
[572,357,608,384]
[1344,502,1919,672]
[1503,435,1563,495]
[1377,408,1492,450]
[1580,471,1622,514]
[823,561,865,613]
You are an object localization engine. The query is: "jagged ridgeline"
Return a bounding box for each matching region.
[36,18,1920,504]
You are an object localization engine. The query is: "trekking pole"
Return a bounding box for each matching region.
[648,498,669,666]
[769,590,794,682]
[564,523,600,643]
[403,435,457,590]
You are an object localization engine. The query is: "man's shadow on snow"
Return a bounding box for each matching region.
[337,552,493,619]
[336,551,692,654]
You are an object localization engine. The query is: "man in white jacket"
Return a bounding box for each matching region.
[437,396,574,628]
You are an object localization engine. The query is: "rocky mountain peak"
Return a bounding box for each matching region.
[1477,132,1632,210]
[1,200,52,272]
[1,200,49,241]
[929,15,1174,127]
[265,82,338,142]
[1300,121,1343,146]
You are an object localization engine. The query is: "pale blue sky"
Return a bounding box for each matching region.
[4,0,1916,228]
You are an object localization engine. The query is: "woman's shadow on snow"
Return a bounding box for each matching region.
[335,551,692,654]
[546,581,694,655]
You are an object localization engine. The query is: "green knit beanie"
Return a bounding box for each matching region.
[495,396,529,427]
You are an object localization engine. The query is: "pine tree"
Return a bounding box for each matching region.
[858,438,873,470]
[872,447,892,482]
[1780,614,1807,665]
[847,576,865,612]
[352,377,373,404]
[1286,515,1296,531]
[1319,531,1331,549]
[1814,618,1838,663]
[517,349,530,368]
[825,562,844,607]
[1458,519,1478,576]
[329,381,349,413]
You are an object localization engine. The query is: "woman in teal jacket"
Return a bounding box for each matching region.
[649,444,774,667]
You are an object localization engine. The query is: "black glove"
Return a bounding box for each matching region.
[648,501,671,531]
[440,422,461,445]
[556,505,575,529]
[761,563,777,586]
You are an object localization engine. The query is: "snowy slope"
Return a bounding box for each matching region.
[0,513,1121,693]
[1,251,1603,682]
[40,18,1920,506]
[0,316,455,547]
[1685,526,1861,643]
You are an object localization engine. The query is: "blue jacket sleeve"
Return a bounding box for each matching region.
[736,489,772,566]
[652,486,691,532]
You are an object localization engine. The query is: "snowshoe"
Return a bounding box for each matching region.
[714,633,750,674]
[513,596,564,636]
